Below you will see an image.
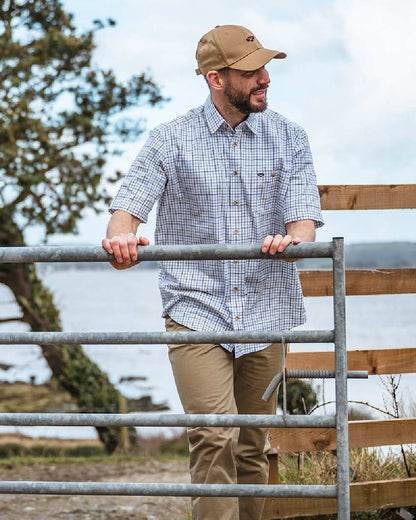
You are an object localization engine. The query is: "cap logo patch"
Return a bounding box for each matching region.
[246,35,254,42]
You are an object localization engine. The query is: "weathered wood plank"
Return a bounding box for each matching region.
[268,418,416,455]
[263,477,416,519]
[300,268,416,296]
[318,184,416,210]
[286,347,416,375]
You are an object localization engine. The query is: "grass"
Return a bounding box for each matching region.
[0,380,75,413]
[278,446,416,485]
[0,442,105,460]
[0,430,189,464]
[0,452,189,466]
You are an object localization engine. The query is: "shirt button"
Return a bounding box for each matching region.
[234,229,239,234]
[235,316,240,320]
[233,287,238,292]
[271,172,277,177]
[233,259,239,264]
[233,200,239,206]
[232,142,237,147]
[232,171,238,176]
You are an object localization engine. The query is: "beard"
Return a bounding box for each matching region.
[223,82,268,115]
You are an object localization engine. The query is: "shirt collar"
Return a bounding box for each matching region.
[244,112,261,135]
[203,96,260,135]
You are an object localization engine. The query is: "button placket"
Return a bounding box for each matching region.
[227,130,245,330]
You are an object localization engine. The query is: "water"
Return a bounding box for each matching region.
[0,266,415,439]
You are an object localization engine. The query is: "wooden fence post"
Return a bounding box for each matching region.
[118,394,129,454]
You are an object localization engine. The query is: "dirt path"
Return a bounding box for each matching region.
[0,458,191,520]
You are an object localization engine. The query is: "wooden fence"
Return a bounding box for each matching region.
[263,184,416,519]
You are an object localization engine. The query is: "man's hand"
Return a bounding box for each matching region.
[261,220,316,261]
[102,233,149,270]
[261,234,301,259]
[102,211,148,270]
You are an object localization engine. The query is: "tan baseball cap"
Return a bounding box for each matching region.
[195,25,286,75]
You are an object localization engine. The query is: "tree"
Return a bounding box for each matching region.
[278,379,318,415]
[0,0,167,452]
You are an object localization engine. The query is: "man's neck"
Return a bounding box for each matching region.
[211,94,247,130]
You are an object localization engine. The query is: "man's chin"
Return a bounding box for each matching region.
[250,100,267,113]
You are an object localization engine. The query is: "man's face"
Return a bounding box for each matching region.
[221,67,270,115]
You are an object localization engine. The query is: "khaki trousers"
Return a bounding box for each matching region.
[165,317,283,520]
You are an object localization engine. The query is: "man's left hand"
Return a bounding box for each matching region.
[261,234,301,257]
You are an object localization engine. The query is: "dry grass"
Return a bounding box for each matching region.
[0,380,75,413]
[278,446,416,485]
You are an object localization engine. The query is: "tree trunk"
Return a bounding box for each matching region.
[0,213,125,453]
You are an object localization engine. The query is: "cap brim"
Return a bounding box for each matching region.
[228,48,286,71]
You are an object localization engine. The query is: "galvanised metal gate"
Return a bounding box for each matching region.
[0,238,368,519]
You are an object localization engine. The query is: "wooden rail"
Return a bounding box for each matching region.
[318,184,416,210]
[286,347,416,375]
[263,478,416,519]
[268,418,416,454]
[300,268,416,296]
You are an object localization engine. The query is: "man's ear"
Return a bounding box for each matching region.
[206,71,224,91]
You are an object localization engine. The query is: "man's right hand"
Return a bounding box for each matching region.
[102,233,150,270]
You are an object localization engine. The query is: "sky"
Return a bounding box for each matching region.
[43,0,416,246]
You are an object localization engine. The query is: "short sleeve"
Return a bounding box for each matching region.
[283,126,324,228]
[109,129,168,223]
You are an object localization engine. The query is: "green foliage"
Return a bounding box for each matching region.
[0,0,167,238]
[278,378,318,414]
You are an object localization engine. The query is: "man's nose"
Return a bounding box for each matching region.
[258,67,270,85]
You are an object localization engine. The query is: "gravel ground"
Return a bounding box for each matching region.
[0,458,191,520]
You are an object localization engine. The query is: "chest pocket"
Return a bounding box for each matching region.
[252,166,291,216]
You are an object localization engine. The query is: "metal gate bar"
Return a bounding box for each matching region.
[333,237,349,519]
[0,413,336,428]
[0,330,334,344]
[0,481,337,498]
[0,242,333,263]
[0,238,352,518]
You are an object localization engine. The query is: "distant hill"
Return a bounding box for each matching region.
[298,242,416,270]
[38,242,416,271]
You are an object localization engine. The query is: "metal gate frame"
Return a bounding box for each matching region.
[0,237,361,519]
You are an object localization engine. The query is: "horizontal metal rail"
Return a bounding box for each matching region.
[0,413,336,428]
[0,329,334,345]
[263,370,368,401]
[0,242,333,263]
[0,481,337,498]
[283,369,368,379]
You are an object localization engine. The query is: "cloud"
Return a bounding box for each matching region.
[59,0,415,244]
[315,0,416,152]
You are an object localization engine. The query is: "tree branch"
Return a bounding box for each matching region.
[0,316,23,324]
[8,186,32,209]
[308,400,397,419]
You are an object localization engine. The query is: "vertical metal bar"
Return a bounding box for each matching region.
[332,237,350,519]
[281,339,287,417]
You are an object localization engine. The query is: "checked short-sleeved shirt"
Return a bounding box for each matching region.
[110,96,324,357]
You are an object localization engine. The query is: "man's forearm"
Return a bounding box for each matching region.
[106,210,142,238]
[286,219,316,242]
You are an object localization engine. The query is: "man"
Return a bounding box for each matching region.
[103,25,323,520]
